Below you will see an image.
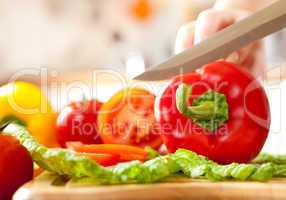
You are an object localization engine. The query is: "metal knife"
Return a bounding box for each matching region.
[134,0,286,81]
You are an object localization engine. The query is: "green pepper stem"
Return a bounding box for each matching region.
[176,83,229,132]
[176,84,218,120]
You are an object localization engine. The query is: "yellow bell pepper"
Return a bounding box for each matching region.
[0,81,58,147]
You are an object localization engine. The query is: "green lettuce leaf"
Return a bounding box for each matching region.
[253,153,286,164]
[2,123,177,184]
[172,149,277,181]
[145,146,160,159]
[3,122,286,184]
[2,123,112,179]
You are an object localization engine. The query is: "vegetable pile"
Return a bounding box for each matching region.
[97,87,162,149]
[3,122,286,184]
[0,61,281,196]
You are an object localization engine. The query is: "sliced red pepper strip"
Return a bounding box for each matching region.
[119,153,146,161]
[66,142,148,161]
[79,152,120,167]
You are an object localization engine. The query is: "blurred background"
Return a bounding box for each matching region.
[0,0,215,80]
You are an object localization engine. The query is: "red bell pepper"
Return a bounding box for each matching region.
[156,61,270,164]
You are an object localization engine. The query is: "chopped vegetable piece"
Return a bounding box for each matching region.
[97,88,162,149]
[82,153,120,167]
[66,142,148,161]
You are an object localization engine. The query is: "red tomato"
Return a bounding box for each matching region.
[156,61,270,164]
[56,100,103,147]
[97,88,162,149]
[0,135,33,200]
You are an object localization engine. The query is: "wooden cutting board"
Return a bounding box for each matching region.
[13,172,286,200]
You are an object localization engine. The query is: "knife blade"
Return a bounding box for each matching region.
[134,0,286,81]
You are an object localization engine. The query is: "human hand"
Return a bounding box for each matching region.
[175,9,266,77]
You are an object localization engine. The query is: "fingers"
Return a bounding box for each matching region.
[241,41,266,77]
[175,9,249,54]
[225,41,261,66]
[225,44,253,64]
[194,9,237,45]
[193,9,250,44]
[175,9,253,64]
[175,22,196,54]
[174,9,265,73]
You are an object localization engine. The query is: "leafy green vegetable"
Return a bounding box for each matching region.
[273,164,286,176]
[110,156,179,184]
[171,149,275,181]
[145,146,160,159]
[71,156,179,185]
[2,123,177,184]
[2,123,112,179]
[252,153,286,164]
[3,122,286,184]
[250,163,274,181]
